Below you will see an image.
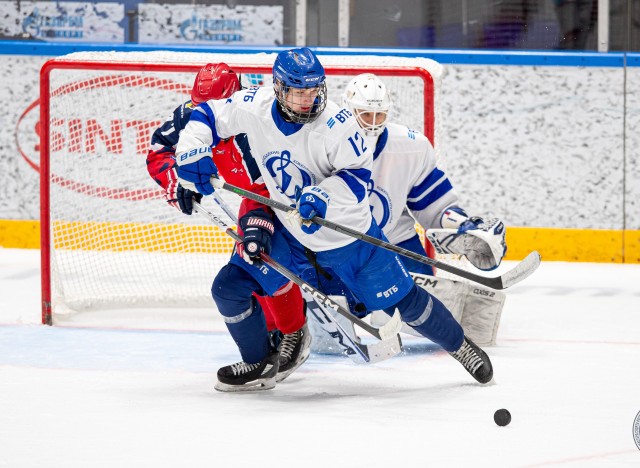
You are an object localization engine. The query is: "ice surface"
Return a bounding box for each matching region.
[1,248,639,467]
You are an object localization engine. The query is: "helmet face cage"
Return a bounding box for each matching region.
[341,73,391,137]
[272,47,327,124]
[273,80,327,124]
[191,62,241,105]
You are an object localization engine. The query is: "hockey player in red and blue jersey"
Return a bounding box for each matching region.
[146,63,310,384]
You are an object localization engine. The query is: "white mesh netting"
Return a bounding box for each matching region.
[41,51,444,322]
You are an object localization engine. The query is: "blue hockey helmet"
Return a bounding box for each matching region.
[272,47,327,123]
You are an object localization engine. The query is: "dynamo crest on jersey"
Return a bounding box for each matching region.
[264,150,313,200]
[367,180,391,229]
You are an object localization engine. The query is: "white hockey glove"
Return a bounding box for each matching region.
[285,209,305,231]
[426,207,507,271]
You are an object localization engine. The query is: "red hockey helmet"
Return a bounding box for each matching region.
[190,62,241,105]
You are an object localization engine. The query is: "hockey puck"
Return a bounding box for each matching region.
[494,409,511,426]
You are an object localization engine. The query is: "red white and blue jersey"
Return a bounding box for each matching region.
[176,87,373,252]
[147,100,260,193]
[368,123,458,245]
[150,101,198,150]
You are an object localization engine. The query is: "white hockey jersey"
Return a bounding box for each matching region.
[176,87,373,252]
[368,123,458,245]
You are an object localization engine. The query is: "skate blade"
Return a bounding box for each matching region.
[214,376,276,393]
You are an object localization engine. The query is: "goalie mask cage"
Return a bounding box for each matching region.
[40,51,443,326]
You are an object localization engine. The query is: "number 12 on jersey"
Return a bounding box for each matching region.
[348,131,368,157]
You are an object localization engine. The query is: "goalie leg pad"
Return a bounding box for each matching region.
[307,295,359,355]
[459,285,505,347]
[395,273,505,346]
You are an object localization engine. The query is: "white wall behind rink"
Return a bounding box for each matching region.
[1,53,636,231]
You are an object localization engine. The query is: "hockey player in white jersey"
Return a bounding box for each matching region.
[175,48,494,391]
[341,73,506,275]
[305,73,508,348]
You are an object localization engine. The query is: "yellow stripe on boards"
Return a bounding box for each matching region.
[624,229,640,263]
[0,220,40,249]
[0,219,235,254]
[0,219,638,263]
[50,220,236,253]
[505,227,623,263]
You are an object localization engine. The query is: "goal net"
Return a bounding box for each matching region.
[39,51,444,326]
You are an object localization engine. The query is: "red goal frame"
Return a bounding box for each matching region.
[39,59,436,325]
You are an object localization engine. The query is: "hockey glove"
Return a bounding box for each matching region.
[295,186,330,235]
[176,146,218,195]
[426,207,507,271]
[146,148,183,211]
[176,183,203,215]
[237,209,275,264]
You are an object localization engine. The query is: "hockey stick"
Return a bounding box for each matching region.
[211,192,239,223]
[198,196,402,362]
[301,290,403,364]
[192,201,403,346]
[212,178,541,290]
[193,201,402,363]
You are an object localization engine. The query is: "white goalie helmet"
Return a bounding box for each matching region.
[341,73,392,137]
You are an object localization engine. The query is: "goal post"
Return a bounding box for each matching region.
[39,51,443,326]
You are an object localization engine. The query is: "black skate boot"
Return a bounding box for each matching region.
[449,336,493,384]
[215,350,280,392]
[268,329,283,350]
[276,322,311,383]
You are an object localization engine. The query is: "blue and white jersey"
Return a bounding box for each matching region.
[367,123,458,245]
[176,86,373,252]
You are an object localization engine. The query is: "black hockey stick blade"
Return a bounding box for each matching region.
[214,179,542,290]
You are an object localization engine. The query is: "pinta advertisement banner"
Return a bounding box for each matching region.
[138,4,283,45]
[0,1,125,42]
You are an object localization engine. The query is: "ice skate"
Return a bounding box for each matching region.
[449,336,493,384]
[276,322,311,383]
[215,350,279,392]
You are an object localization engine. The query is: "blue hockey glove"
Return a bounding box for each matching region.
[176,147,218,195]
[297,186,330,234]
[176,183,203,215]
[238,210,275,264]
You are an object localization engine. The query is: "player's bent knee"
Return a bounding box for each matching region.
[384,284,425,320]
[212,264,260,315]
[387,285,463,352]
